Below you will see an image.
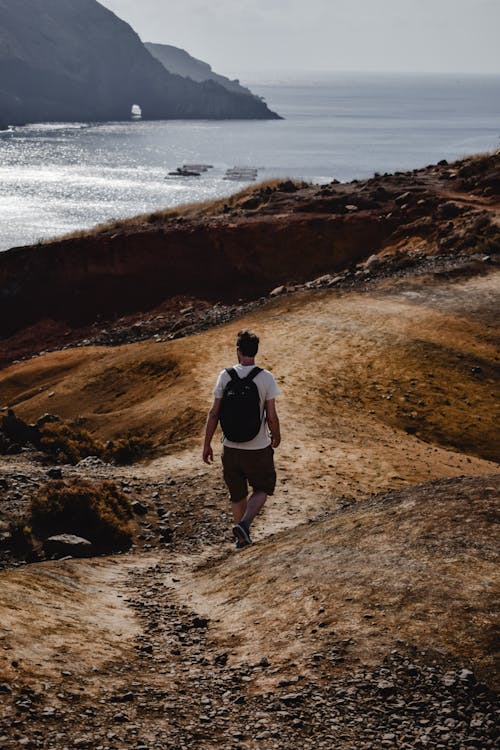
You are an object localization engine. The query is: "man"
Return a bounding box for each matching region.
[202,329,281,548]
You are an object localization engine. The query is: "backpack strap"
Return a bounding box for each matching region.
[245,366,262,381]
[247,367,265,426]
[225,367,262,382]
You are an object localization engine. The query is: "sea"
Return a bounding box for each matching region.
[0,72,499,252]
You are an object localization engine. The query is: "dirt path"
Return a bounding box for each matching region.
[0,269,499,749]
[120,270,499,540]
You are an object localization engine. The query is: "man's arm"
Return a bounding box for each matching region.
[203,397,222,464]
[265,398,281,448]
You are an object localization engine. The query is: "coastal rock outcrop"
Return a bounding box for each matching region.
[0,0,279,126]
[0,212,394,334]
[145,43,255,97]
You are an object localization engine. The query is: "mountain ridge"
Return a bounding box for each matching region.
[0,0,279,125]
[145,42,254,97]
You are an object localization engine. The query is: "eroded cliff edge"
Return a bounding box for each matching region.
[1,153,498,345]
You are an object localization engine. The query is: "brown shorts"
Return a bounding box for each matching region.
[222,445,276,502]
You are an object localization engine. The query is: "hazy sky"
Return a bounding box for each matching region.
[99,0,500,77]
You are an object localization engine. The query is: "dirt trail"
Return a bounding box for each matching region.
[0,555,148,683]
[0,269,499,749]
[118,270,499,540]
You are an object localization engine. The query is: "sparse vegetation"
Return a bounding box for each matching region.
[28,479,133,553]
[52,178,305,242]
[458,150,495,177]
[39,421,104,464]
[103,433,153,465]
[0,152,498,748]
[37,418,152,465]
[0,410,153,465]
[7,518,37,561]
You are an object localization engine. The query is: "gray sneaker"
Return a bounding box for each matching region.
[233,523,252,547]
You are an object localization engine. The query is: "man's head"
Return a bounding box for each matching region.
[236,329,259,358]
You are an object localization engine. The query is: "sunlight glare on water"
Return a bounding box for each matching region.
[0,72,499,251]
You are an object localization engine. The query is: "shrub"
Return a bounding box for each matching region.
[38,420,151,465]
[104,433,153,465]
[29,479,133,553]
[8,519,39,561]
[39,421,104,464]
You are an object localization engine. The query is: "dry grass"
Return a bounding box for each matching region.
[37,419,152,465]
[39,420,104,464]
[0,343,204,455]
[45,178,305,244]
[0,260,498,705]
[1,271,498,479]
[179,475,499,687]
[28,478,133,553]
[457,149,497,170]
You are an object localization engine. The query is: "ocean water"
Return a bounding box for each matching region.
[0,72,499,252]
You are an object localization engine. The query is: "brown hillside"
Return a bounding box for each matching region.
[1,269,498,471]
[0,154,498,750]
[179,474,499,688]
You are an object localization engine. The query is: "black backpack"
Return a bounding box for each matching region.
[219,367,263,442]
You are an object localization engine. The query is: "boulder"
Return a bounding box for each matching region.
[437,201,463,219]
[44,534,93,558]
[131,500,149,516]
[1,409,40,446]
[364,254,382,270]
[240,196,262,210]
[270,285,287,297]
[36,413,61,429]
[277,180,298,193]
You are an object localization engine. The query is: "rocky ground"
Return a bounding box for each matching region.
[2,591,499,750]
[0,454,498,750]
[0,153,499,748]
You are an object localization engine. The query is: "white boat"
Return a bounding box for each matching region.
[182,164,213,172]
[223,166,259,181]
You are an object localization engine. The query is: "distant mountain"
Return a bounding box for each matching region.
[145,43,253,97]
[0,0,280,126]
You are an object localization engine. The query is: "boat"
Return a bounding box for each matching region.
[166,167,201,177]
[182,164,213,172]
[223,166,259,181]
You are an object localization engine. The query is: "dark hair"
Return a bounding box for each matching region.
[236,329,259,357]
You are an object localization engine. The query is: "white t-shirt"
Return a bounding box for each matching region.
[214,364,280,450]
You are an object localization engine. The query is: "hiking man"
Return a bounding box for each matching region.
[202,329,281,548]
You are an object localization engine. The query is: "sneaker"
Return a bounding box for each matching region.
[233,523,252,547]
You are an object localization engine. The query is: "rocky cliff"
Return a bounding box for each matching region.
[145,43,254,97]
[0,204,396,333]
[0,153,498,350]
[0,0,279,125]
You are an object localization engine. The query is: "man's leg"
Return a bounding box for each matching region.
[239,446,274,532]
[240,490,267,530]
[231,448,273,547]
[232,491,267,547]
[231,497,247,524]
